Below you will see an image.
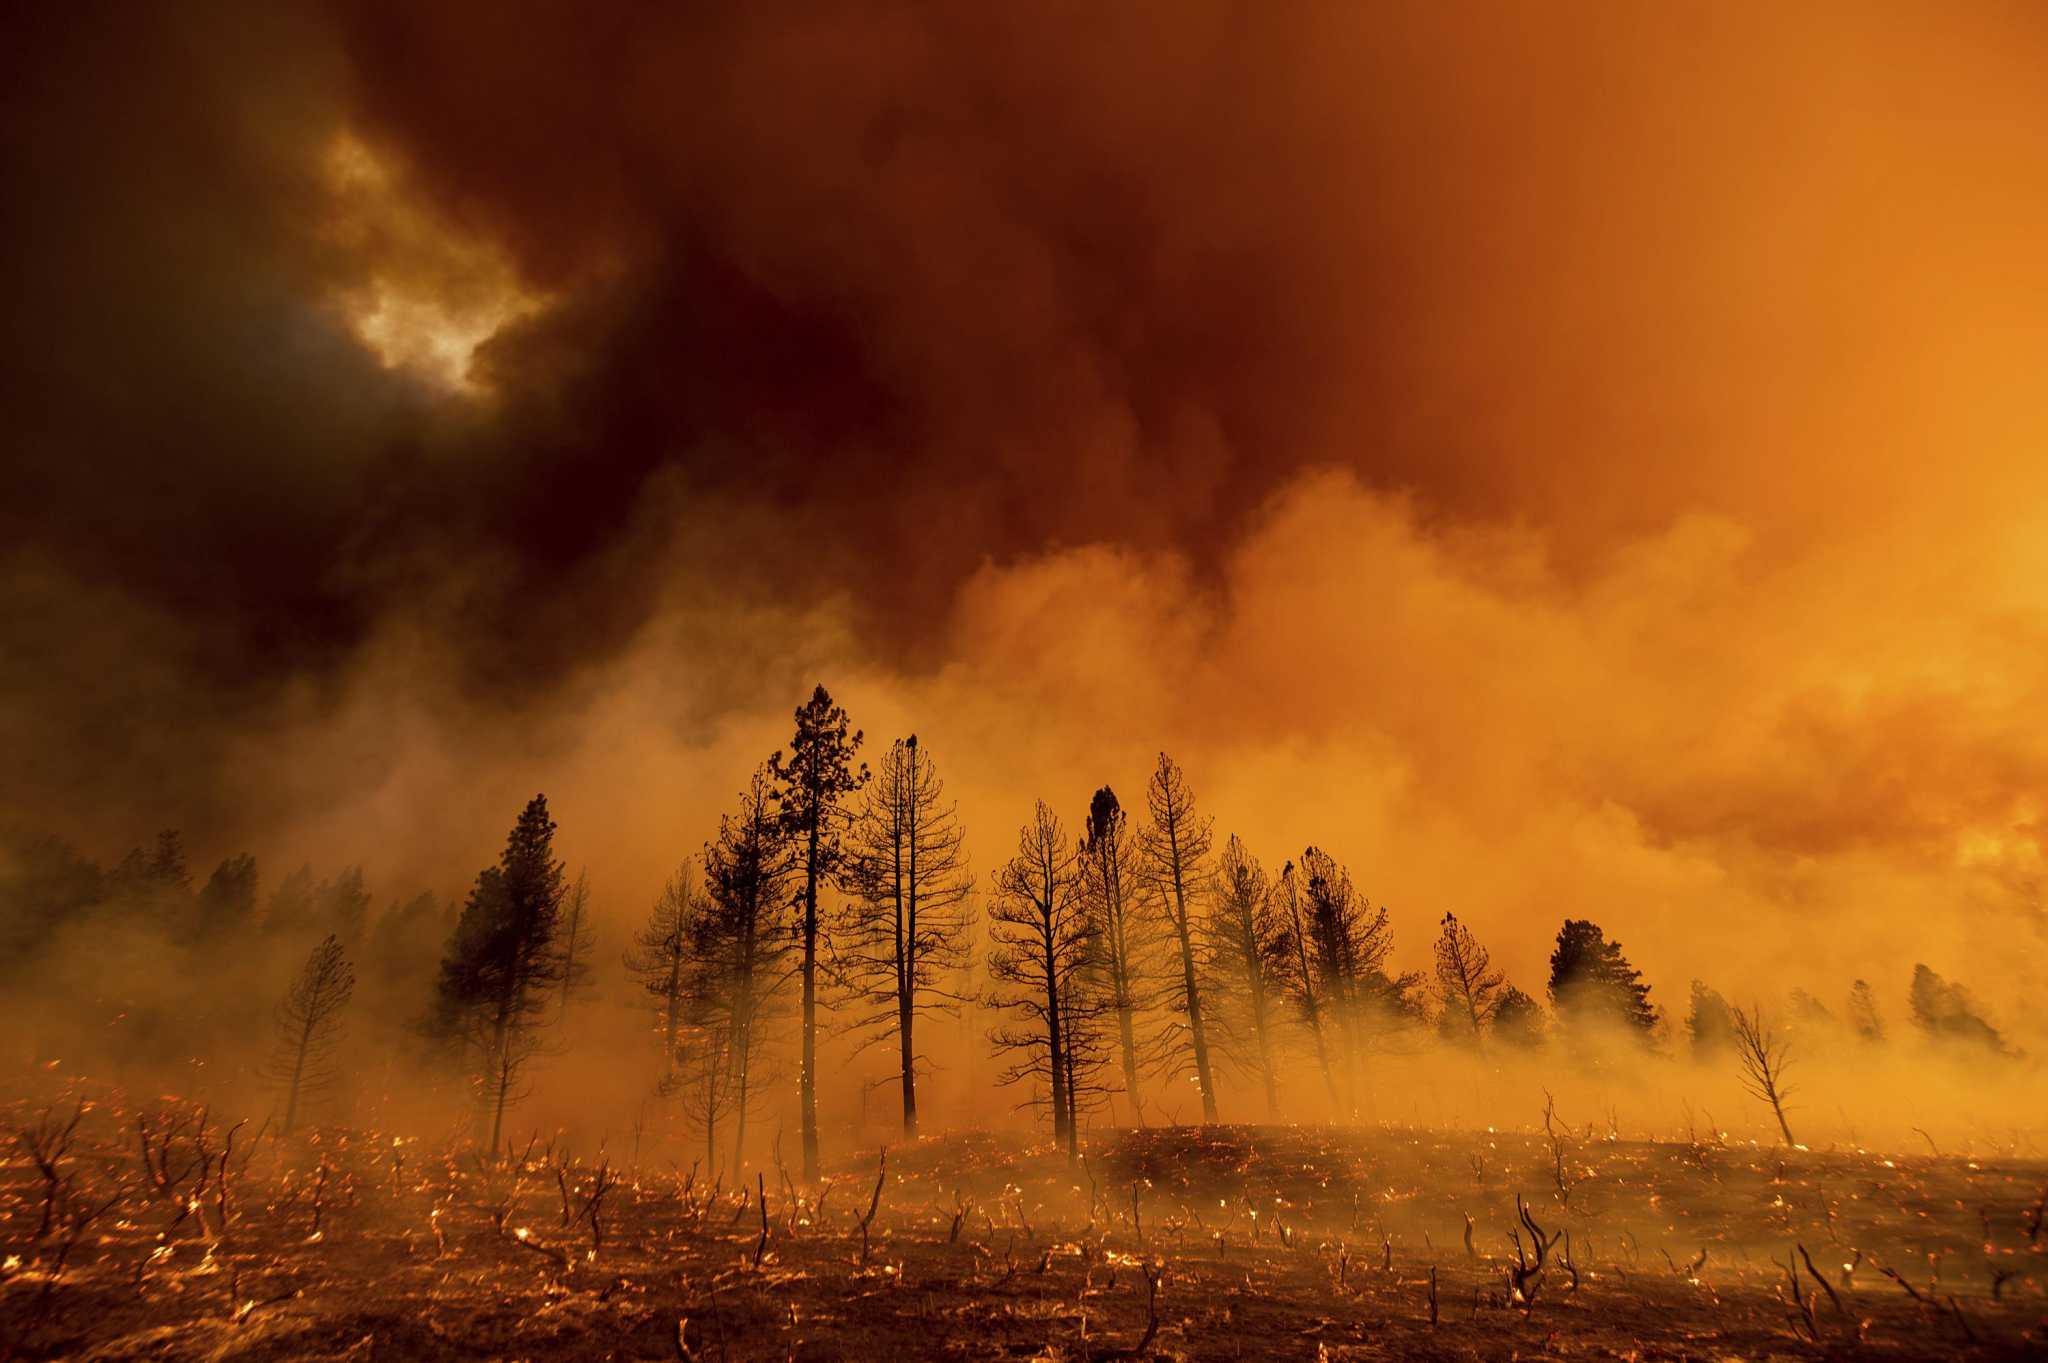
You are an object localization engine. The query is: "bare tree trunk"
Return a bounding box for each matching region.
[1116,1003,1145,1127]
[283,1012,314,1133]
[1044,935,1068,1150]
[800,820,820,1181]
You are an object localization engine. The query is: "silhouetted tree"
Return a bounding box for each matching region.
[1274,860,1339,1105]
[1295,847,1415,1115]
[836,735,972,1138]
[1206,835,1289,1119]
[626,862,732,1170]
[268,935,355,1134]
[1491,986,1546,1048]
[555,870,596,1019]
[1845,978,1885,1043]
[431,795,570,1151]
[1433,912,1507,1046]
[315,867,371,944]
[1730,1002,1796,1145]
[987,800,1099,1156]
[1078,785,1159,1125]
[192,854,258,941]
[265,865,317,935]
[701,769,796,1175]
[1686,981,1738,1061]
[768,684,868,1181]
[1908,964,2007,1056]
[1137,753,1219,1123]
[0,832,103,980]
[1547,919,1658,1045]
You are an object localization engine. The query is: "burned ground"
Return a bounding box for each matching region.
[3,1088,2045,1361]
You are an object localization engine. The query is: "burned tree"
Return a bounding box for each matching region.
[1432,911,1507,1046]
[837,735,973,1138]
[431,795,570,1152]
[1547,918,1658,1047]
[986,800,1100,1157]
[625,863,705,1083]
[1274,859,1339,1106]
[768,684,868,1181]
[1207,835,1290,1119]
[1290,847,1417,1116]
[1137,752,1219,1124]
[1078,785,1161,1126]
[627,863,736,1172]
[1730,1002,1796,1145]
[700,768,797,1176]
[268,934,354,1133]
[555,869,596,1019]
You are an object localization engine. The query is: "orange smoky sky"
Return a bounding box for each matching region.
[3,4,2047,1026]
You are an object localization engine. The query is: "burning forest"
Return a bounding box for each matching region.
[6,2,2048,1359]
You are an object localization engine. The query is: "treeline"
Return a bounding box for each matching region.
[0,683,2024,1164]
[0,825,448,1085]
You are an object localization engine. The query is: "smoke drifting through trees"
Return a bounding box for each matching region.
[0,683,2037,1175]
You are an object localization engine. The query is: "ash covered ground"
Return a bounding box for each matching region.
[4,1092,2045,1361]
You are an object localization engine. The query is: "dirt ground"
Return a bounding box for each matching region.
[4,1096,2045,1361]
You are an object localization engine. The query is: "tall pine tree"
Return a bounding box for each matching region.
[768,686,868,1181]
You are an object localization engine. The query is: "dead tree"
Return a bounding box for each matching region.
[1433,912,1507,1046]
[268,934,355,1134]
[1206,835,1290,1119]
[835,735,973,1138]
[986,800,1101,1157]
[1136,753,1218,1123]
[14,1098,87,1241]
[555,869,597,1020]
[1731,1003,1796,1146]
[1078,786,1164,1126]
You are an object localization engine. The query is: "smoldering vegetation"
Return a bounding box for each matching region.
[3,686,2046,1359]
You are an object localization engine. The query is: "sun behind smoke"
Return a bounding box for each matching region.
[319,131,543,392]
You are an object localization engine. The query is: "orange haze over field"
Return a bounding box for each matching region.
[4,2,2048,1121]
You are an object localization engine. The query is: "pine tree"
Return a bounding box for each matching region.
[1137,753,1219,1123]
[269,935,354,1134]
[1078,786,1159,1126]
[1547,919,1658,1045]
[1686,980,1738,1061]
[193,854,259,941]
[768,685,868,1181]
[1845,978,1885,1043]
[837,735,973,1138]
[1206,835,1290,1118]
[431,796,571,1152]
[701,769,797,1175]
[1432,912,1507,1046]
[1294,847,1410,1115]
[1274,860,1339,1106]
[1491,986,1546,1048]
[1908,964,2007,1055]
[626,862,732,1171]
[555,870,596,1019]
[987,800,1099,1157]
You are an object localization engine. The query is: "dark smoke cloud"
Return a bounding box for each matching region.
[5,0,2048,879]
